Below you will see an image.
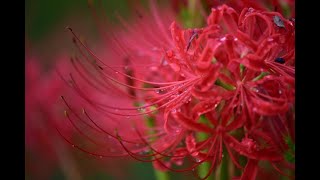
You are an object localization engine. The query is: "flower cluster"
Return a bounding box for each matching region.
[60,1,294,179]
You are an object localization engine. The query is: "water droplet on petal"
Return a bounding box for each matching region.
[248,7,254,12]
[175,159,183,166]
[220,37,226,42]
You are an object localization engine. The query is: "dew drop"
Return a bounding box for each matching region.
[175,129,181,134]
[267,37,273,42]
[171,109,176,113]
[72,144,75,148]
[220,37,226,42]
[278,90,282,94]
[248,7,254,13]
[175,159,183,166]
[99,156,103,158]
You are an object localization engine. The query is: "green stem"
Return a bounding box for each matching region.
[252,72,269,81]
[196,116,214,180]
[188,0,196,26]
[219,151,229,180]
[154,170,170,180]
[215,79,236,91]
[140,104,169,180]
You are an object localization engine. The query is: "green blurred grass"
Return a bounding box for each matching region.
[25,0,130,42]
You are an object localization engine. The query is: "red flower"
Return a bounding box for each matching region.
[59,1,294,179]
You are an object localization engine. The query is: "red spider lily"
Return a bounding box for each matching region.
[204,0,295,16]
[59,1,294,179]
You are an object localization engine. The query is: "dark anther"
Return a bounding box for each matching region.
[273,16,285,28]
[275,57,285,64]
[187,30,198,51]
